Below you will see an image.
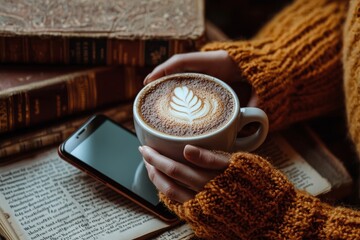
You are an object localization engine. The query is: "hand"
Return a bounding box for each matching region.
[138,145,230,203]
[144,50,258,107]
[144,50,242,85]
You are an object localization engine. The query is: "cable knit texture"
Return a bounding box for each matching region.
[343,0,360,156]
[202,0,347,131]
[159,0,360,239]
[160,153,360,239]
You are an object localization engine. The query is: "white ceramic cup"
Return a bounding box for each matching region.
[133,73,269,163]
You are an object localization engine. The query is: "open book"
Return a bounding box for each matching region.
[254,126,353,199]
[0,119,353,240]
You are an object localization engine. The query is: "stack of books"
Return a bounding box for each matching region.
[0,0,206,158]
[0,0,205,138]
[0,0,206,239]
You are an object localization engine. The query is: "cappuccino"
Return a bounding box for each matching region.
[137,74,235,137]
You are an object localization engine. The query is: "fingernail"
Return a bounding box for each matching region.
[143,73,152,85]
[138,146,144,154]
[186,144,198,151]
[184,145,200,160]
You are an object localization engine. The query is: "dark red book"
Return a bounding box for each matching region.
[0,65,148,134]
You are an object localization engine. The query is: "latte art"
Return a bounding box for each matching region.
[169,86,218,123]
[138,76,235,137]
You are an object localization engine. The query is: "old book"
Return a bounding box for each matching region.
[0,149,182,240]
[0,22,225,160]
[0,102,134,161]
[0,65,148,135]
[254,125,353,200]
[0,111,353,240]
[0,0,205,66]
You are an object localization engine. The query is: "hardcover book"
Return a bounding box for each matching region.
[0,65,148,135]
[0,0,205,66]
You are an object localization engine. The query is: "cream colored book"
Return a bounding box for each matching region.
[0,123,353,240]
[0,149,182,240]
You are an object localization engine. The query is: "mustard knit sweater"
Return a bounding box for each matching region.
[160,0,360,239]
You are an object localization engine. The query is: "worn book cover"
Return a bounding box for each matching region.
[0,0,205,66]
[0,65,148,135]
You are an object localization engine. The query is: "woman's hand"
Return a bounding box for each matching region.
[138,145,230,203]
[144,50,258,107]
[144,50,242,85]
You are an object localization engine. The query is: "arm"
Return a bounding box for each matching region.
[204,0,347,131]
[140,145,360,239]
[343,0,360,156]
[145,0,348,132]
[145,148,360,239]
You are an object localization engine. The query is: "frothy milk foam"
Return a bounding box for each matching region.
[168,86,218,123]
[138,76,235,137]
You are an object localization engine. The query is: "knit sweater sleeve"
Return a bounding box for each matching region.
[201,0,347,131]
[160,152,360,239]
[343,1,360,156]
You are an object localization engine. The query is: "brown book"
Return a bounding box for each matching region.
[0,0,205,66]
[0,65,148,134]
[0,102,135,160]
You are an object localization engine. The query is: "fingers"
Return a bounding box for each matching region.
[139,146,224,198]
[144,54,188,84]
[139,146,218,192]
[144,52,214,84]
[183,145,230,169]
[144,50,240,84]
[143,161,195,203]
[139,145,231,203]
[248,93,259,107]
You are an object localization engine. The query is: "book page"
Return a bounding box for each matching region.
[151,224,194,240]
[0,149,171,240]
[0,207,19,240]
[255,134,331,196]
[0,126,339,240]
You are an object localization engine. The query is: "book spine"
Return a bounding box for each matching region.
[0,36,200,66]
[0,67,147,134]
[0,103,134,160]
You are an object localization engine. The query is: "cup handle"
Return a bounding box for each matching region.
[233,107,269,152]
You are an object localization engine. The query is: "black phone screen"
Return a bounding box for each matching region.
[66,117,159,206]
[59,115,178,222]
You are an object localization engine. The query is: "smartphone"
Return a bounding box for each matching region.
[58,114,178,222]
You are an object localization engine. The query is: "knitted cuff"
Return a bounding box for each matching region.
[272,191,360,239]
[160,152,296,239]
[161,152,360,239]
[343,0,360,156]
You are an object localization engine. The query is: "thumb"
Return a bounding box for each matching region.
[248,92,259,107]
[183,145,230,170]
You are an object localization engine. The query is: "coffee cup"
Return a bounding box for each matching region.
[133,73,269,163]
